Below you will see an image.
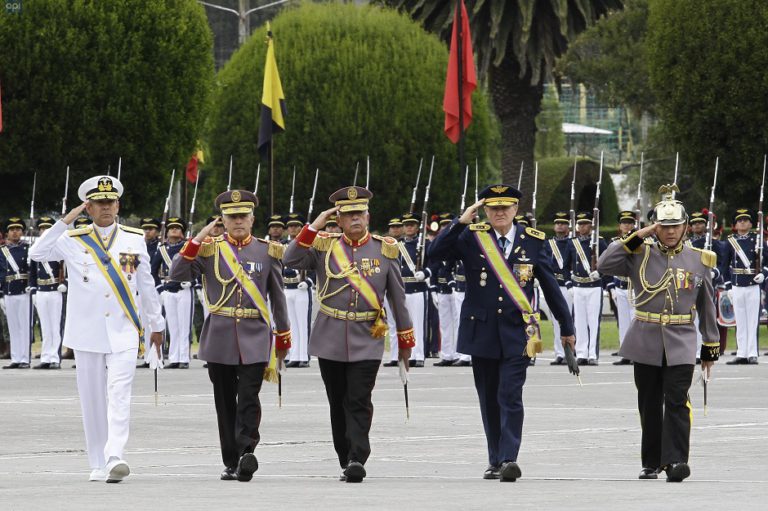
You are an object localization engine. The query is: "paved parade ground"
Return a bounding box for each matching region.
[1,351,766,510]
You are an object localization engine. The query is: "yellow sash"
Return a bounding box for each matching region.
[74,230,143,336]
[474,231,542,357]
[327,238,388,338]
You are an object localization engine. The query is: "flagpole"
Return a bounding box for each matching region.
[456,0,466,182]
[270,139,275,216]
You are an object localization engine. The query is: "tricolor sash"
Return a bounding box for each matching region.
[216,240,271,326]
[474,231,543,357]
[329,239,383,311]
[73,230,143,336]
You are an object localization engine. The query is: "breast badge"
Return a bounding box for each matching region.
[513,264,534,285]
[119,252,139,280]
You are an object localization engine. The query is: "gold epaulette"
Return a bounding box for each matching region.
[198,238,216,258]
[643,237,655,244]
[469,223,490,231]
[525,226,545,240]
[119,225,144,236]
[691,247,717,268]
[267,240,284,260]
[372,234,399,259]
[312,231,340,252]
[67,225,93,237]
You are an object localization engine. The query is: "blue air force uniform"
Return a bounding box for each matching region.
[540,212,574,363]
[0,217,36,367]
[718,208,768,362]
[282,213,315,368]
[428,185,574,477]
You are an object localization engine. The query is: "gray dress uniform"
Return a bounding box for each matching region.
[596,184,720,482]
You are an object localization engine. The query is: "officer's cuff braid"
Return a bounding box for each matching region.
[700,342,720,362]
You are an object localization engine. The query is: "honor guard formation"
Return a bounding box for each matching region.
[4,160,768,487]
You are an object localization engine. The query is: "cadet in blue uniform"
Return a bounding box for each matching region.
[428,185,575,482]
[284,213,314,368]
[138,217,161,365]
[609,211,638,365]
[151,217,194,368]
[430,213,461,366]
[1,217,36,369]
[540,212,573,365]
[383,217,405,367]
[719,208,768,364]
[31,216,66,369]
[563,212,609,365]
[687,210,723,360]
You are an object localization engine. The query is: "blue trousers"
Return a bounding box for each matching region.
[472,355,529,466]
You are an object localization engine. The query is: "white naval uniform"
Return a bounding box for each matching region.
[35,289,63,363]
[285,286,311,363]
[29,220,165,471]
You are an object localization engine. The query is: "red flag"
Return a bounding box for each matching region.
[443,0,476,144]
[185,156,198,183]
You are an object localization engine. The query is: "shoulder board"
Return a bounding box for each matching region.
[691,247,717,268]
[67,225,93,237]
[196,238,216,258]
[469,223,490,231]
[524,227,545,240]
[312,231,341,252]
[119,225,144,236]
[267,240,285,260]
[372,234,399,259]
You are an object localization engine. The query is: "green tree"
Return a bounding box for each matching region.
[0,0,214,216]
[534,86,566,159]
[648,0,768,211]
[380,0,623,203]
[206,1,500,230]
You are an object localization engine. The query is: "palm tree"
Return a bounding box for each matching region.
[382,0,623,193]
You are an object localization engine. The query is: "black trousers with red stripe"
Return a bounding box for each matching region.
[633,358,694,469]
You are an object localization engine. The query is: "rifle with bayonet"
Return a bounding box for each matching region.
[156,168,176,399]
[253,163,261,195]
[705,157,719,252]
[353,161,359,186]
[570,155,578,238]
[635,152,644,230]
[416,156,435,271]
[474,161,479,203]
[187,166,201,239]
[289,166,296,215]
[590,152,604,271]
[672,152,679,198]
[227,155,233,191]
[117,156,122,182]
[307,168,319,222]
[61,166,70,216]
[756,155,766,275]
[531,162,538,228]
[409,158,423,215]
[459,164,469,212]
[365,156,370,189]
[517,161,524,190]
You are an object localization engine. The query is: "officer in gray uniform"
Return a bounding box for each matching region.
[597,184,720,483]
[170,189,291,482]
[283,185,415,483]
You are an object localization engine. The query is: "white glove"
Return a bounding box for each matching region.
[589,270,600,280]
[180,281,192,289]
[196,288,205,304]
[297,281,309,290]
[414,271,426,281]
[710,270,717,280]
[25,286,36,294]
[57,284,68,293]
[754,273,765,284]
[148,343,164,370]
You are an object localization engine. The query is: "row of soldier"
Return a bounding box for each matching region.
[0,205,765,371]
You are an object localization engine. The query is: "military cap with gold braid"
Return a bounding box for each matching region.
[478,184,522,207]
[286,213,306,227]
[206,215,224,226]
[141,217,161,229]
[324,217,338,227]
[166,217,187,232]
[78,175,123,201]
[215,189,258,215]
[37,216,55,229]
[267,214,285,228]
[4,217,26,231]
[514,215,529,227]
[576,211,593,223]
[617,210,637,223]
[401,212,419,225]
[552,211,570,224]
[688,211,707,224]
[74,217,91,228]
[438,212,455,225]
[732,208,755,224]
[329,186,372,213]
[388,217,403,227]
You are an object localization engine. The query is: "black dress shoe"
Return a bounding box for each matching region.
[298,361,310,368]
[695,358,701,364]
[433,359,455,367]
[452,360,471,367]
[203,363,208,368]
[550,357,564,365]
[236,453,258,482]
[665,462,690,482]
[17,363,30,369]
[137,362,150,369]
[338,472,347,482]
[611,352,619,356]
[220,467,237,481]
[638,467,659,479]
[178,363,189,369]
[285,361,300,368]
[49,362,61,369]
[33,362,51,370]
[2,363,20,369]
[165,362,180,369]
[612,358,631,365]
[499,461,521,482]
[528,358,536,366]
[747,357,758,365]
[382,360,398,367]
[576,358,588,366]
[587,359,598,366]
[343,461,366,483]
[730,351,737,356]
[726,357,748,365]
[410,360,424,368]
[483,465,500,480]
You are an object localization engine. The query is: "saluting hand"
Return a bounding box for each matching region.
[636,222,659,239]
[193,216,221,244]
[459,199,485,224]
[62,202,88,225]
[310,206,340,231]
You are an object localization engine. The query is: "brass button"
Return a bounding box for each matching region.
[470,316,475,320]
[497,309,502,314]
[349,302,355,307]
[499,285,503,289]
[236,319,241,323]
[498,296,503,302]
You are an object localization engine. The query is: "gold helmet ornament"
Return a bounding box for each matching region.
[651,184,687,226]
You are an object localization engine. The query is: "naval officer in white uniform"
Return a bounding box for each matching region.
[29,175,165,483]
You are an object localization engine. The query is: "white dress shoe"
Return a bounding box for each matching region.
[89,468,106,482]
[105,458,130,483]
